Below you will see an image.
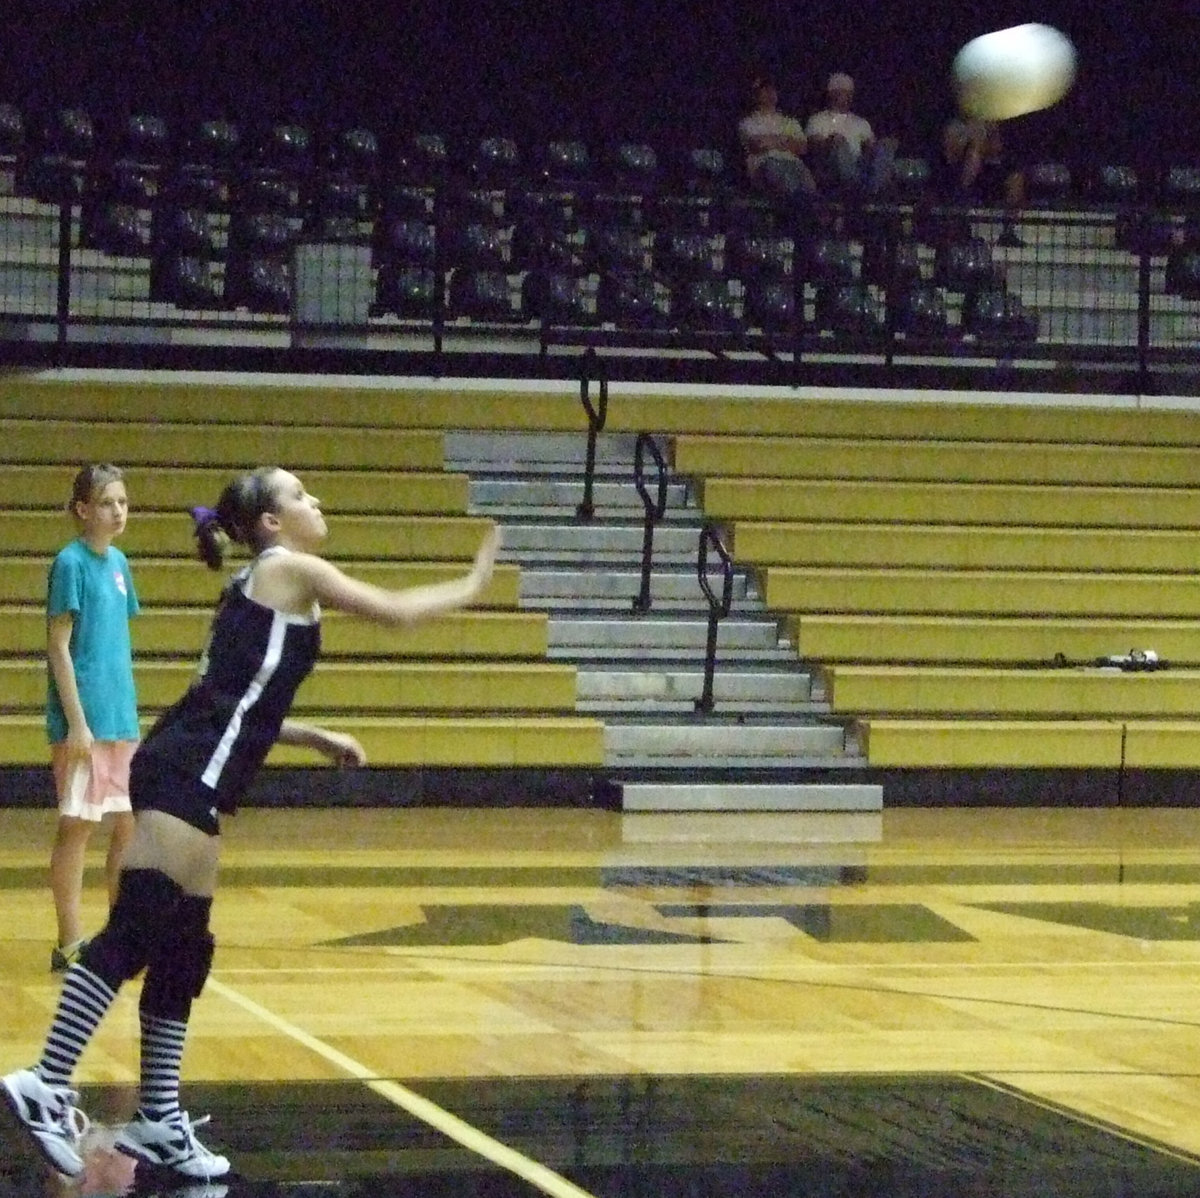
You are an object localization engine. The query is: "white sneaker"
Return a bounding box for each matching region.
[114,1108,231,1179]
[1,1067,89,1177]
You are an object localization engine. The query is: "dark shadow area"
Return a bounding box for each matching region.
[3,1074,1198,1197]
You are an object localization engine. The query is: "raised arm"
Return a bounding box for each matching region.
[274,525,501,626]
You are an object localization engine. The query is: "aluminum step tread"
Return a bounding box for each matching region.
[619,782,883,812]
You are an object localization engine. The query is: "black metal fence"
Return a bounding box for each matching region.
[1,120,1199,389]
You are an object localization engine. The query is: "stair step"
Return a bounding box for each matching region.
[609,753,867,770]
[549,616,784,651]
[497,525,704,556]
[581,700,829,716]
[528,596,756,613]
[604,721,848,762]
[520,568,756,602]
[471,478,692,510]
[509,551,705,567]
[447,430,656,471]
[576,668,814,703]
[619,782,883,813]
[619,811,883,844]
[556,646,798,663]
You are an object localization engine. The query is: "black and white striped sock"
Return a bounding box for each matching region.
[35,965,117,1086]
[138,1012,188,1123]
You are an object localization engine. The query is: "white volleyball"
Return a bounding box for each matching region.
[953,24,1077,121]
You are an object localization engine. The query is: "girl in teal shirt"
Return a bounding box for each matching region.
[46,464,139,973]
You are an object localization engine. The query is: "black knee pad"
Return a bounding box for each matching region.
[140,895,215,1021]
[82,869,185,990]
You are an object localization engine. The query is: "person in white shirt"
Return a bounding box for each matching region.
[805,72,896,195]
[738,74,817,200]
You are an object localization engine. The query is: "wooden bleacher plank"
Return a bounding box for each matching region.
[730,521,1200,573]
[0,659,577,713]
[0,559,522,607]
[6,383,1200,446]
[0,384,590,432]
[698,477,1200,530]
[0,418,445,470]
[0,511,494,559]
[675,434,1200,487]
[762,567,1200,618]
[858,718,1125,768]
[826,664,1200,718]
[0,606,548,658]
[0,465,470,514]
[789,614,1200,666]
[0,714,606,767]
[1124,723,1200,769]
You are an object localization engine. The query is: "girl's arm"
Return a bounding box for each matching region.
[288,526,501,626]
[278,720,366,766]
[47,613,92,756]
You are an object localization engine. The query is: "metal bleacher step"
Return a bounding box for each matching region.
[471,477,691,513]
[447,430,648,473]
[518,566,756,608]
[602,715,854,766]
[575,665,822,714]
[619,782,883,813]
[497,519,703,562]
[547,613,791,659]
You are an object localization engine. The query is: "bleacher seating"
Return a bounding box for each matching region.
[672,397,1200,771]
[6,379,1200,785]
[0,384,605,773]
[0,98,1196,370]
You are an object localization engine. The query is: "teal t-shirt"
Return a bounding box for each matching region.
[46,538,140,743]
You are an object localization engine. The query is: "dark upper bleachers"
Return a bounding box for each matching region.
[0,100,1196,361]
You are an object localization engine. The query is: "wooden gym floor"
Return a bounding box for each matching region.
[3,802,1200,1196]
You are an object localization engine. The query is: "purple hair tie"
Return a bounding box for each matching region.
[190,505,220,530]
[191,505,226,569]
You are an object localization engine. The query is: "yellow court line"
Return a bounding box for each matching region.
[206,978,599,1198]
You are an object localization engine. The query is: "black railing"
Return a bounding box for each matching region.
[576,348,607,521]
[3,183,1200,392]
[695,523,734,715]
[631,431,668,614]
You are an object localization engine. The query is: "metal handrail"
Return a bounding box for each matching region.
[632,431,668,613]
[575,347,608,520]
[695,522,734,714]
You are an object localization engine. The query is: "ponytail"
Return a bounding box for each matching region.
[190,506,227,571]
[190,467,280,570]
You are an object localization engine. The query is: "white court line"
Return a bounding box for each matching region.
[206,978,599,1198]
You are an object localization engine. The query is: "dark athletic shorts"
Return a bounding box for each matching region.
[130,752,223,837]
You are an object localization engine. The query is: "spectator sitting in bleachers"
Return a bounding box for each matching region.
[935,117,1026,247]
[738,73,818,203]
[805,72,897,196]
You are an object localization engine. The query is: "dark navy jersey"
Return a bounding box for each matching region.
[136,555,321,813]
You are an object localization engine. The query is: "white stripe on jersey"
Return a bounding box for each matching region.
[201,609,288,789]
